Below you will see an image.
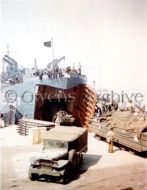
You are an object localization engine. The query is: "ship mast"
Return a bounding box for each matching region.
[6,43,9,55]
[51,38,54,63]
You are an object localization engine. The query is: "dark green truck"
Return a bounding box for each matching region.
[29,126,88,183]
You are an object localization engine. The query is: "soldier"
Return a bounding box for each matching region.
[66,66,71,74]
[0,114,5,128]
[47,71,51,79]
[96,102,103,116]
[55,111,63,126]
[8,105,16,125]
[112,101,118,111]
[22,114,27,119]
[126,100,134,113]
[106,126,115,153]
[95,104,102,117]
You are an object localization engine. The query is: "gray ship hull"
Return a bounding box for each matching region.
[1,74,87,118]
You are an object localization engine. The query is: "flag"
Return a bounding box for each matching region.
[44,41,52,47]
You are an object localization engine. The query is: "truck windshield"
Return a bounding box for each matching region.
[44,139,68,149]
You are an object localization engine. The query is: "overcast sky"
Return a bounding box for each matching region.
[1,0,147,104]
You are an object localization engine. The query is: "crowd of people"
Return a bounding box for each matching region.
[94,101,118,117]
[33,64,82,81]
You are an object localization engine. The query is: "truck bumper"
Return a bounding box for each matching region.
[30,167,62,177]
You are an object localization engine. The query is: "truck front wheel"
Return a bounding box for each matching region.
[77,152,83,167]
[62,164,71,184]
[28,167,39,181]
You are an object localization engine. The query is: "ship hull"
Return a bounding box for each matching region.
[1,75,86,118]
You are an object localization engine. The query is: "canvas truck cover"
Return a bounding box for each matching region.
[44,126,87,142]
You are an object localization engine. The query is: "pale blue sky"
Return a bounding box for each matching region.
[1,0,147,102]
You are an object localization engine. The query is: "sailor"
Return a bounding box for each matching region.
[106,126,115,153]
[77,63,81,74]
[52,69,55,78]
[50,70,53,79]
[59,68,62,77]
[66,66,71,74]
[47,71,51,79]
[39,71,43,81]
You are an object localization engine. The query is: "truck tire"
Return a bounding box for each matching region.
[61,164,71,184]
[78,153,83,166]
[28,166,39,181]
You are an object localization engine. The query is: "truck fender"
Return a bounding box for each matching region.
[68,149,77,166]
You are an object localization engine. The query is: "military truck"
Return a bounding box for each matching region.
[28,126,88,183]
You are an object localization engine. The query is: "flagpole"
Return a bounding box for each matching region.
[51,37,54,62]
[93,80,95,90]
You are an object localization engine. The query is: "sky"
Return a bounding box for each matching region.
[0,0,147,105]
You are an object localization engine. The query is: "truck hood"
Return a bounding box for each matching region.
[31,149,67,162]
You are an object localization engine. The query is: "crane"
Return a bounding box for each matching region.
[47,56,65,69]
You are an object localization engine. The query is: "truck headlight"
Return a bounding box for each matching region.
[30,157,40,165]
[33,160,40,165]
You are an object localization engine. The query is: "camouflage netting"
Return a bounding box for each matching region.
[107,110,147,131]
